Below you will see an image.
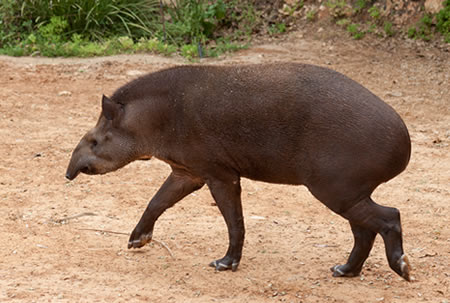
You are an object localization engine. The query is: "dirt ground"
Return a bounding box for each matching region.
[0,27,449,303]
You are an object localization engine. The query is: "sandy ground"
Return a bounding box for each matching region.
[0,28,449,302]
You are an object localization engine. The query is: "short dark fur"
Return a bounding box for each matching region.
[66,63,411,280]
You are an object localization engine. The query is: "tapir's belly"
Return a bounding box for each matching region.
[239,165,306,185]
[220,144,312,185]
[207,122,405,189]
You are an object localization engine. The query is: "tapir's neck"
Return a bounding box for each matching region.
[124,94,177,163]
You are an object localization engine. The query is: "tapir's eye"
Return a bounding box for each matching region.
[92,139,98,147]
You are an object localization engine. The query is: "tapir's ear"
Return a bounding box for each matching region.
[102,94,118,121]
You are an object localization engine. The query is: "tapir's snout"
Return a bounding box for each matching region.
[66,164,92,180]
[66,171,78,181]
[65,162,82,180]
[65,157,99,180]
[65,145,93,181]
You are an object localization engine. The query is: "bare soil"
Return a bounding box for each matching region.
[0,29,449,303]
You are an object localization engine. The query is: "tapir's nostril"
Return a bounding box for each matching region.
[65,169,81,181]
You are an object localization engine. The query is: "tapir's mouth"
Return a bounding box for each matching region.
[80,166,91,174]
[81,165,99,175]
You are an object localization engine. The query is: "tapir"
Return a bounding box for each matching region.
[66,63,411,281]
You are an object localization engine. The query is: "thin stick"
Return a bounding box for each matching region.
[52,212,97,223]
[76,228,129,236]
[76,228,175,259]
[152,239,175,259]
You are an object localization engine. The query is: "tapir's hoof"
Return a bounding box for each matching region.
[330,265,360,278]
[398,254,411,281]
[127,231,153,249]
[209,257,240,272]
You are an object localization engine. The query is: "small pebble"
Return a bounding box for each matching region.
[58,91,72,96]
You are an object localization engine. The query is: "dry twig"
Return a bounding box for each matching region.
[76,228,129,236]
[52,212,97,223]
[76,228,175,259]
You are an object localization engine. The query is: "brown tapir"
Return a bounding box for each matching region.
[66,63,411,281]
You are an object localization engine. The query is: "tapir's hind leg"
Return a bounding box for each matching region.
[331,222,376,277]
[334,197,411,281]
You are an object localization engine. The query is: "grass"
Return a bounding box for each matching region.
[0,0,259,58]
[1,0,449,57]
[0,0,161,41]
[282,0,304,16]
[268,23,287,35]
[306,10,317,22]
[347,23,365,39]
[333,1,448,43]
[383,21,395,37]
[408,14,434,41]
[436,0,450,42]
[325,0,349,19]
[353,0,367,13]
[368,6,380,20]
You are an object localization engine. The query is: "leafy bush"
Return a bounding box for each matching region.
[0,0,160,43]
[436,0,450,42]
[0,0,257,57]
[163,0,228,45]
[408,14,434,41]
[405,2,449,43]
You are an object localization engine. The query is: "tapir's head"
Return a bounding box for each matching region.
[65,95,143,180]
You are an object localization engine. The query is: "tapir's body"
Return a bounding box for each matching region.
[66,63,411,281]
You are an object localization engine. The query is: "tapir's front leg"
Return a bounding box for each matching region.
[207,176,244,272]
[128,169,204,249]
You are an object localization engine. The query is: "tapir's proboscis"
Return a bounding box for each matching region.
[66,63,412,281]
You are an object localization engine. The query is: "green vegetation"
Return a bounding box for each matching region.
[268,23,287,35]
[347,23,364,39]
[336,18,350,26]
[282,0,304,16]
[407,0,449,43]
[325,0,349,19]
[353,0,367,13]
[0,0,161,41]
[368,6,380,20]
[436,0,450,42]
[0,0,256,58]
[408,14,434,41]
[164,0,228,45]
[334,1,449,43]
[1,0,449,58]
[306,10,318,22]
[383,21,395,37]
